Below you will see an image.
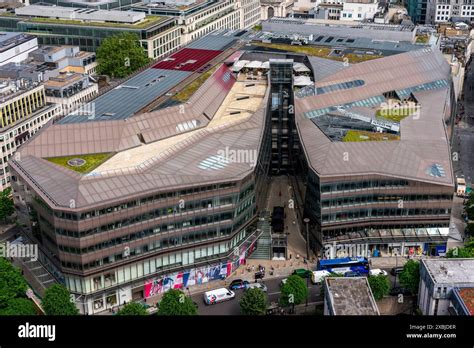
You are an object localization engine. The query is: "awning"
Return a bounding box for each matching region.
[232,60,250,72]
[294,75,313,86]
[293,62,311,73]
[245,60,263,69]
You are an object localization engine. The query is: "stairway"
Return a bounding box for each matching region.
[248,212,272,260]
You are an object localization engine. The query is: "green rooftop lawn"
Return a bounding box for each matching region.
[172,66,219,103]
[415,35,429,44]
[45,153,113,174]
[252,42,381,63]
[29,15,165,29]
[342,130,400,142]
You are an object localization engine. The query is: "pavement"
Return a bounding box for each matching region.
[449,55,474,249]
[264,176,315,259]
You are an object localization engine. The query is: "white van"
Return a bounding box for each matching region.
[203,288,235,305]
[311,270,332,284]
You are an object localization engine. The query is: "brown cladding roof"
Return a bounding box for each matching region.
[295,48,454,187]
[11,64,269,209]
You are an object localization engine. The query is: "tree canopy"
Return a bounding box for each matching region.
[0,257,28,308]
[0,188,14,222]
[447,237,474,258]
[367,275,390,300]
[42,284,79,315]
[239,288,267,315]
[116,302,148,316]
[0,297,37,315]
[279,275,308,306]
[399,260,420,294]
[157,289,197,316]
[0,258,37,315]
[96,32,151,78]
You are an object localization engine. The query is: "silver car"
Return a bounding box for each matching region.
[245,282,268,292]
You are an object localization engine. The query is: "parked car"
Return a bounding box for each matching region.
[280,278,288,287]
[203,288,235,305]
[390,267,404,276]
[292,268,312,279]
[369,268,388,276]
[229,279,250,290]
[389,287,412,296]
[245,282,268,292]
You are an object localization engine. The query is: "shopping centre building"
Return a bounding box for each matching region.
[8,26,456,312]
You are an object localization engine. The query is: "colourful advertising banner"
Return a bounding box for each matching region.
[144,262,231,298]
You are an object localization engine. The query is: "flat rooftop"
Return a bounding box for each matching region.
[44,73,86,88]
[422,259,474,284]
[0,32,36,54]
[13,5,167,29]
[262,18,416,43]
[325,277,379,315]
[16,5,146,24]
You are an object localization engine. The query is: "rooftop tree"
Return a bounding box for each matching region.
[96,32,151,78]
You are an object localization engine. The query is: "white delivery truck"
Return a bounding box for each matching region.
[203,288,235,305]
[311,270,332,284]
[456,177,467,197]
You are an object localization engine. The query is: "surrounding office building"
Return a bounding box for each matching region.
[0,1,260,60]
[260,0,294,20]
[435,0,474,23]
[406,0,436,24]
[324,277,380,315]
[296,48,455,257]
[29,0,142,10]
[340,0,382,21]
[293,0,384,21]
[132,0,260,49]
[0,5,178,58]
[29,46,98,76]
[418,259,474,315]
[0,32,37,66]
[0,79,61,191]
[43,72,98,113]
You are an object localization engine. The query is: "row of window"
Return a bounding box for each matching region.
[320,179,410,193]
[58,226,233,255]
[55,210,235,238]
[322,222,449,236]
[61,239,231,272]
[321,194,453,208]
[54,182,238,220]
[62,228,249,274]
[322,208,451,223]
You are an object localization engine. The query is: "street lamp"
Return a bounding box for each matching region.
[304,218,310,261]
